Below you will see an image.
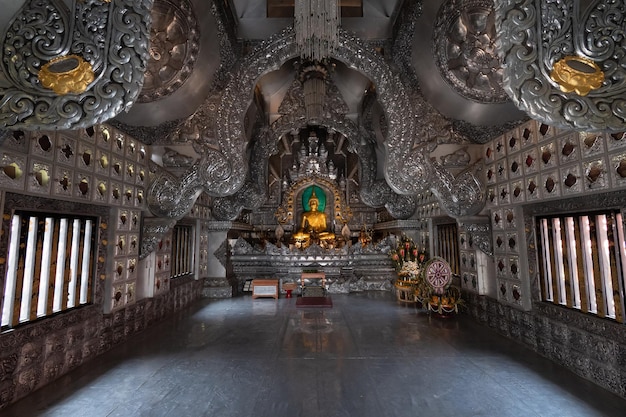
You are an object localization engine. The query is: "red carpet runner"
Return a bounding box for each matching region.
[295,296,333,308]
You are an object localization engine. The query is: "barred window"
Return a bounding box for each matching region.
[436,223,460,276]
[171,224,194,278]
[1,211,97,329]
[537,211,626,323]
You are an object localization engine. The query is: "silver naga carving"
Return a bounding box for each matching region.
[211,126,276,220]
[147,26,485,221]
[495,0,626,131]
[358,93,417,219]
[0,0,152,130]
[355,129,417,219]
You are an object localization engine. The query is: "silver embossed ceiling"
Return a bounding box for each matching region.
[113,0,526,140]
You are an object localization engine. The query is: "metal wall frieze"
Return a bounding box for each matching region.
[430,161,487,217]
[204,220,234,231]
[139,217,177,260]
[213,237,228,270]
[523,211,541,302]
[0,0,153,130]
[495,0,626,131]
[146,160,202,219]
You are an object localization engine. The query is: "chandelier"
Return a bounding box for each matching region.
[294,0,339,62]
[300,64,328,124]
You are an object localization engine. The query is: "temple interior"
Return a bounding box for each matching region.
[1,0,626,413]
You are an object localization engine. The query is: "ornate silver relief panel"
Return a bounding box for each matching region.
[434,0,508,103]
[138,0,199,103]
[0,0,153,130]
[495,0,626,131]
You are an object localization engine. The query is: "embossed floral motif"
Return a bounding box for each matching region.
[434,0,507,103]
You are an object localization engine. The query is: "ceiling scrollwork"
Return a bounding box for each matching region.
[0,0,153,130]
[495,0,626,131]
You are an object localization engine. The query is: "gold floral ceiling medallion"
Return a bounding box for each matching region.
[550,55,604,96]
[38,55,95,95]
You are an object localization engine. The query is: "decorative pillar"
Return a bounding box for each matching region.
[202,221,233,298]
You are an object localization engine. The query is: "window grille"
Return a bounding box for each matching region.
[537,211,626,323]
[1,211,97,328]
[171,225,194,278]
[436,223,460,276]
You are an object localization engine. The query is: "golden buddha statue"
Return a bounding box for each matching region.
[300,190,326,233]
[296,189,335,242]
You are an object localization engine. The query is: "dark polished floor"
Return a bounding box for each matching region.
[4,292,626,417]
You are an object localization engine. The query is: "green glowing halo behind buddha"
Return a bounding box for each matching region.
[302,185,326,212]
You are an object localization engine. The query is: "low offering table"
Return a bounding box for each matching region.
[252,279,279,299]
[301,272,326,298]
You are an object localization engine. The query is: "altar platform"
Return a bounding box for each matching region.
[230,237,397,296]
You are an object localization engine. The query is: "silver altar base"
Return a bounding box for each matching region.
[230,237,396,296]
[202,277,233,299]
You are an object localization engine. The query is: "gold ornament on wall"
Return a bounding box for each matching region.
[38,55,95,95]
[550,56,604,96]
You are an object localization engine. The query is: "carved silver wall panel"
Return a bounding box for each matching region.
[138,0,199,103]
[464,221,493,257]
[429,161,486,217]
[495,0,626,131]
[434,0,508,103]
[0,0,153,130]
[440,147,471,167]
[139,217,177,260]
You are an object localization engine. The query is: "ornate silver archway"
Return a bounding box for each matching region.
[146,26,486,224]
